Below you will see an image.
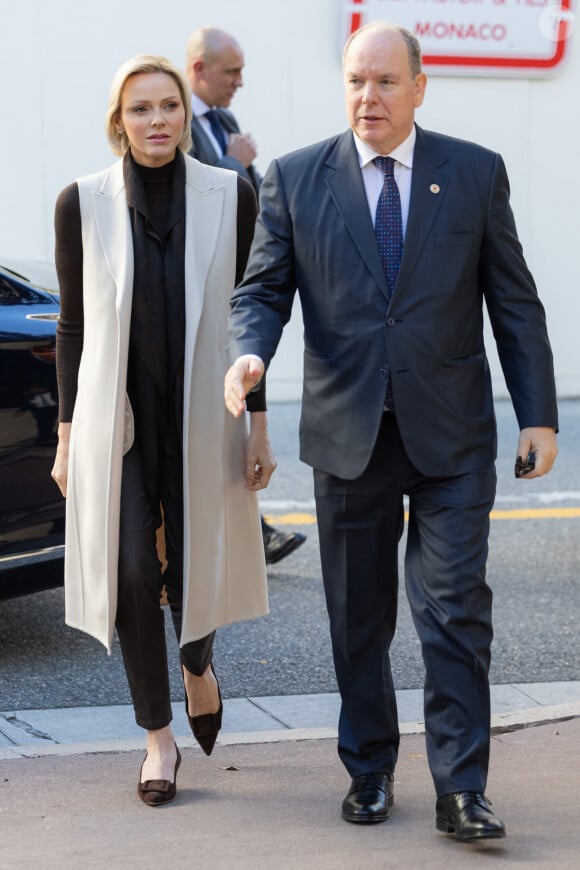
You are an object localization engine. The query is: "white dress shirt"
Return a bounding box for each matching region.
[352,125,416,238]
[233,127,417,376]
[191,92,227,157]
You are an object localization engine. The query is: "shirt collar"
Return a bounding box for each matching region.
[353,125,416,170]
[191,92,212,118]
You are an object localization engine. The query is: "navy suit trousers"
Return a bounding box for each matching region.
[314,412,496,795]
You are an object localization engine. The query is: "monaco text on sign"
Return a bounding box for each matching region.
[342,0,576,76]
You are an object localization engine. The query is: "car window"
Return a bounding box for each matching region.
[0,275,48,305]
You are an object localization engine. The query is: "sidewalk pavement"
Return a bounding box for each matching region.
[1,684,580,869]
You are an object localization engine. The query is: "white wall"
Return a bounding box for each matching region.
[1,0,578,398]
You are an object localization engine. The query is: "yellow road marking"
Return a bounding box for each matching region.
[490,507,580,520]
[263,512,318,525]
[264,507,580,525]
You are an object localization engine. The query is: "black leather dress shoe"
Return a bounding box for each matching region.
[436,792,506,840]
[341,772,394,824]
[262,524,306,565]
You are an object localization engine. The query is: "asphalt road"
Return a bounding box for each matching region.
[0,400,578,711]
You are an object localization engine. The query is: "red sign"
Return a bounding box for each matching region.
[344,0,576,76]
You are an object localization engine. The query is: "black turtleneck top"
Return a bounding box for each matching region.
[54,155,262,423]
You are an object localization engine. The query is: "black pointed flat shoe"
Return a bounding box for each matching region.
[138,744,181,807]
[184,664,223,756]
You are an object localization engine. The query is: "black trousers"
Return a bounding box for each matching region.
[115,433,214,730]
[314,413,496,796]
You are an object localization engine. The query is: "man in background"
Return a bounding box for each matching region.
[186,25,306,566]
[186,26,260,194]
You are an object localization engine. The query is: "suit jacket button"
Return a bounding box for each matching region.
[379,368,387,378]
[386,317,396,327]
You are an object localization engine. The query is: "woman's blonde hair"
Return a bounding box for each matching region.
[105,54,193,156]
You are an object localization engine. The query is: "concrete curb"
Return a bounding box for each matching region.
[2,701,579,761]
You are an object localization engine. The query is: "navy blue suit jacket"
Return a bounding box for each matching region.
[228,125,558,479]
[189,108,261,194]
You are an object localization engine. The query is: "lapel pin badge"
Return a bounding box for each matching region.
[430,183,440,194]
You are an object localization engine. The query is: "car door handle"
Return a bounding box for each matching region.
[26,313,59,321]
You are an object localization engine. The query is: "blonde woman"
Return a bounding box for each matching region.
[51,55,273,806]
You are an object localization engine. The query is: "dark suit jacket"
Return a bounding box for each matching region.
[228,125,558,479]
[189,108,262,194]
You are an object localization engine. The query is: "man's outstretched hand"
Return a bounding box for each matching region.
[225,356,265,418]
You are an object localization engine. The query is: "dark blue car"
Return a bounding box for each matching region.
[0,260,64,598]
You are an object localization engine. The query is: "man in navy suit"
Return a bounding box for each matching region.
[225,22,558,838]
[185,27,261,193]
[186,25,305,565]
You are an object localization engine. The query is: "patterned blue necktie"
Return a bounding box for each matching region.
[205,109,227,155]
[374,156,402,411]
[373,156,403,296]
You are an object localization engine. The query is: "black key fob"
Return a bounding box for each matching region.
[515,452,536,478]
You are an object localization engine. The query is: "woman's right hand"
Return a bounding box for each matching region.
[245,411,277,491]
[51,422,71,497]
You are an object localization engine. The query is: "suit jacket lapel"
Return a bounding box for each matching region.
[323,127,451,304]
[395,126,449,296]
[190,115,218,164]
[325,132,389,301]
